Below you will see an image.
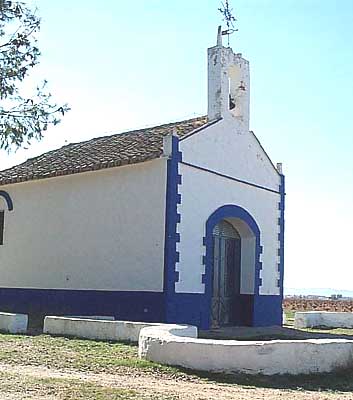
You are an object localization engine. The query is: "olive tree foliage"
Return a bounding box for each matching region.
[0,0,69,151]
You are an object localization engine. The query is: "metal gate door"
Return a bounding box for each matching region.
[211,220,241,328]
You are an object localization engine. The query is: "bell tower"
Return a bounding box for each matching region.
[207,26,250,132]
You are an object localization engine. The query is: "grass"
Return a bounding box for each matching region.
[0,333,181,375]
[1,314,353,397]
[0,370,179,399]
[284,310,295,324]
[0,334,183,399]
[284,310,353,337]
[0,371,138,400]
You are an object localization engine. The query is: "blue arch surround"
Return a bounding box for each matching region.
[203,204,262,328]
[0,191,13,211]
[203,204,283,328]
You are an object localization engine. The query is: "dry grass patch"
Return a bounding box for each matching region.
[0,370,178,399]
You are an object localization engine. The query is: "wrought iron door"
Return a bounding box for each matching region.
[211,220,241,328]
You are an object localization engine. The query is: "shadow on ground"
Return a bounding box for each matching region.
[181,367,353,393]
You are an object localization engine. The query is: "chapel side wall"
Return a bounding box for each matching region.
[0,158,167,292]
[177,119,282,297]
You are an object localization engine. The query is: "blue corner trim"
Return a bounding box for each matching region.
[202,204,262,328]
[0,191,13,211]
[278,174,285,298]
[164,135,183,321]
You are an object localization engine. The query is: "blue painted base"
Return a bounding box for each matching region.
[253,295,283,326]
[166,293,282,329]
[0,288,282,328]
[0,288,165,323]
[166,293,210,330]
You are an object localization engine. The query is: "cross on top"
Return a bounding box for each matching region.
[218,0,238,45]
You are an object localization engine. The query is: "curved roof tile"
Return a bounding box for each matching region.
[0,116,207,186]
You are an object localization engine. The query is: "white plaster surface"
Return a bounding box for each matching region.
[208,41,250,132]
[294,312,353,329]
[176,113,282,297]
[0,312,28,334]
[68,316,115,321]
[176,161,280,295]
[139,324,353,375]
[181,118,280,192]
[44,316,165,342]
[0,159,167,292]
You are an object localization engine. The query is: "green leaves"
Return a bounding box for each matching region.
[0,1,69,151]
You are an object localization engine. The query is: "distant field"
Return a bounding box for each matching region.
[284,298,353,313]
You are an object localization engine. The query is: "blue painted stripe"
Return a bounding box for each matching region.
[0,190,13,211]
[180,162,280,194]
[0,288,165,322]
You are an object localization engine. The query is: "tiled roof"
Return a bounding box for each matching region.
[0,116,208,186]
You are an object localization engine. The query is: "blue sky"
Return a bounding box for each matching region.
[1,0,352,290]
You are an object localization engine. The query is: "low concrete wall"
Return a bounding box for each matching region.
[44,316,162,342]
[138,324,353,375]
[67,316,115,321]
[0,312,28,334]
[43,317,353,375]
[294,312,353,329]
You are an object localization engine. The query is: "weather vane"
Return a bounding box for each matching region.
[218,0,238,46]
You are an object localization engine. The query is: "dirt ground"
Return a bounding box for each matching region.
[1,325,353,400]
[0,362,352,400]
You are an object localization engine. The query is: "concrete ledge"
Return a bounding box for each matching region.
[0,312,28,334]
[294,312,353,329]
[67,316,115,321]
[42,317,353,375]
[138,324,353,375]
[44,316,164,342]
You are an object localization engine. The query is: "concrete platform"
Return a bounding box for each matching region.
[199,325,353,341]
[140,324,353,375]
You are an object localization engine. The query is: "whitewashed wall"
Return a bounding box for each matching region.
[177,118,281,296]
[0,158,167,292]
[182,117,279,191]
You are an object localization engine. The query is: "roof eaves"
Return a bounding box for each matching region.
[0,152,162,187]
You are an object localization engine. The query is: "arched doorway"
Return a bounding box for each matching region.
[203,205,262,330]
[211,220,241,327]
